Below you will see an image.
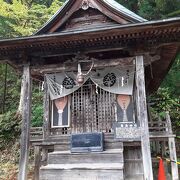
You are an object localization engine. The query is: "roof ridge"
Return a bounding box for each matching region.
[102,0,147,22]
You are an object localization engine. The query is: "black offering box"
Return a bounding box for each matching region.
[71,132,103,153]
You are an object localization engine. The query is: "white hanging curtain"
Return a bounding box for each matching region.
[45,65,135,100]
[46,72,89,100]
[90,67,134,95]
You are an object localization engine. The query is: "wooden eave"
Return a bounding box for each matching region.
[0,17,179,55]
[0,17,179,94]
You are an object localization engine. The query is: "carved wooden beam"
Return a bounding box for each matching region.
[31,54,160,75]
[31,57,135,74]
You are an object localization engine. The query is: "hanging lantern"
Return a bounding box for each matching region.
[76,61,94,84]
[77,63,84,84]
[77,74,84,84]
[54,96,68,126]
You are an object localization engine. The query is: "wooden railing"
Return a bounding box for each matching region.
[30,127,43,142]
[148,121,167,132]
[30,112,174,142]
[148,111,174,138]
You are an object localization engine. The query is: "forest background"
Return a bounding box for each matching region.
[0,0,179,179]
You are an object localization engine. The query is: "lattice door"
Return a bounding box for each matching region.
[71,79,116,133]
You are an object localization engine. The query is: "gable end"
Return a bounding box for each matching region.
[36,0,146,35]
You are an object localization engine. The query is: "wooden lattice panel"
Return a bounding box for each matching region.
[71,80,116,133]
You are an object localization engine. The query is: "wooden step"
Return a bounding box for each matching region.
[104,140,123,149]
[47,135,70,143]
[48,149,123,164]
[124,174,144,180]
[124,146,144,179]
[40,163,124,180]
[54,142,70,151]
[54,139,123,151]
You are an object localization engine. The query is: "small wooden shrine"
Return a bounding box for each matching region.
[0,0,179,180]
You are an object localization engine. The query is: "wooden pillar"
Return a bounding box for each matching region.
[161,140,166,156]
[2,63,7,113]
[43,78,50,139]
[34,146,41,180]
[18,64,32,180]
[166,111,179,180]
[135,56,153,180]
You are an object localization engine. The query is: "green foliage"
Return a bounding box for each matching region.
[138,0,160,19]
[158,54,180,129]
[0,0,30,37]
[150,88,179,112]
[167,9,180,17]
[115,0,180,20]
[0,0,64,128]
[138,0,180,19]
[31,83,43,127]
[31,105,43,127]
[155,0,180,16]
[161,54,180,96]
[149,88,180,128]
[0,66,44,127]
[115,0,139,13]
[0,111,21,149]
[0,64,21,113]
[0,0,63,38]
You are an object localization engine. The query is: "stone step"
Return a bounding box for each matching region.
[48,149,123,164]
[40,163,124,180]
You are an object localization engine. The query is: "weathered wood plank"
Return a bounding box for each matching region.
[124,146,143,179]
[43,79,50,139]
[34,146,41,180]
[32,56,159,74]
[168,138,179,180]
[166,111,173,134]
[18,64,32,180]
[166,112,179,180]
[47,149,123,164]
[40,168,124,180]
[135,56,153,180]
